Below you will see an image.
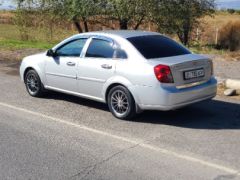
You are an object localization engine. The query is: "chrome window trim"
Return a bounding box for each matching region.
[83,36,115,60]
[54,38,89,58]
[82,36,127,60]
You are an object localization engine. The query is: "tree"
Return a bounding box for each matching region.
[103,0,154,30]
[13,0,36,40]
[153,0,215,45]
[14,0,101,33]
[227,9,236,14]
[52,0,101,33]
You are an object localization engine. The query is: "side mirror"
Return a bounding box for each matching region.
[114,49,128,59]
[46,49,57,57]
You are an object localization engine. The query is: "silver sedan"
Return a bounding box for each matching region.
[20,31,217,119]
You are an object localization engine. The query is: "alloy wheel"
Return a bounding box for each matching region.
[110,90,129,117]
[26,73,40,95]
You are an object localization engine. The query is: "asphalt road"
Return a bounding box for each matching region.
[0,61,240,180]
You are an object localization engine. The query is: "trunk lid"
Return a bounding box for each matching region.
[148,54,212,87]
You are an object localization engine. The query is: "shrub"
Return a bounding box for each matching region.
[227,9,236,14]
[218,21,240,51]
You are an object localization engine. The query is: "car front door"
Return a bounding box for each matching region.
[45,38,87,92]
[77,37,117,100]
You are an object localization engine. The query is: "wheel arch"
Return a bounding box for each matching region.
[23,67,35,81]
[103,78,142,113]
[23,66,45,85]
[105,83,125,102]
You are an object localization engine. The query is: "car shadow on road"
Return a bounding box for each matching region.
[135,99,240,130]
[45,91,240,130]
[45,91,109,112]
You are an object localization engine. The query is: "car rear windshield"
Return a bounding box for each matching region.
[127,35,191,59]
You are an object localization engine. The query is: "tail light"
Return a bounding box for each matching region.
[154,65,174,83]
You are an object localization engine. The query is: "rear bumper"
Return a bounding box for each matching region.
[134,77,217,111]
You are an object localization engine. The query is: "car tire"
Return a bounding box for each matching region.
[107,85,136,120]
[24,69,46,97]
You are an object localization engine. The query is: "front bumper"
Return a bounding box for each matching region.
[134,77,217,111]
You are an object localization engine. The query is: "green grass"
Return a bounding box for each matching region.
[190,44,227,55]
[0,22,232,55]
[0,39,55,50]
[0,23,77,50]
[0,24,77,41]
[0,24,56,50]
[0,24,20,40]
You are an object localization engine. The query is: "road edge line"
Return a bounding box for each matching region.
[0,101,239,176]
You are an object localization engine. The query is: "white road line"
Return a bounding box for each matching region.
[0,101,239,176]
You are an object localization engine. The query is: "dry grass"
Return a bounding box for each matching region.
[0,23,77,42]
[217,83,225,96]
[218,21,240,51]
[225,51,240,61]
[0,24,21,40]
[0,11,240,60]
[0,10,14,24]
[202,12,240,29]
[219,50,240,61]
[0,11,14,19]
[197,12,240,45]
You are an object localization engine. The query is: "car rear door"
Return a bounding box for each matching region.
[45,38,87,92]
[77,37,117,99]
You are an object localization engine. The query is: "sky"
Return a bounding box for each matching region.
[217,0,240,9]
[0,0,16,10]
[0,0,240,10]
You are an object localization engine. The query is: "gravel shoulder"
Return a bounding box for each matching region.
[0,48,44,61]
[212,55,240,80]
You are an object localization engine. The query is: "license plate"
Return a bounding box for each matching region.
[184,69,205,80]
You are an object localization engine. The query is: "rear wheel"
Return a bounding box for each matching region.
[24,69,45,97]
[107,86,136,120]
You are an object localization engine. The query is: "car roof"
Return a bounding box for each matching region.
[79,30,160,39]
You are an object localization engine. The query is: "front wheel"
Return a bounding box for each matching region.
[107,86,136,120]
[24,69,45,97]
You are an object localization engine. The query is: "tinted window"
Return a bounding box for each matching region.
[56,39,87,57]
[114,49,128,59]
[127,35,191,59]
[86,39,114,58]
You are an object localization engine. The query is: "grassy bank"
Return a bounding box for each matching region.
[0,23,228,52]
[0,21,239,61]
[0,39,55,50]
[0,24,76,50]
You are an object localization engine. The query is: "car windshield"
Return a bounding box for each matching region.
[127,35,191,59]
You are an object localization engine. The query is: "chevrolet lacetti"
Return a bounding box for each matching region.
[20,31,217,119]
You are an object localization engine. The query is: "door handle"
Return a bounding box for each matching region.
[101,64,112,69]
[67,62,76,66]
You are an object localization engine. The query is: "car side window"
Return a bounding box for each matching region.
[56,39,87,57]
[114,49,128,59]
[85,39,115,58]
